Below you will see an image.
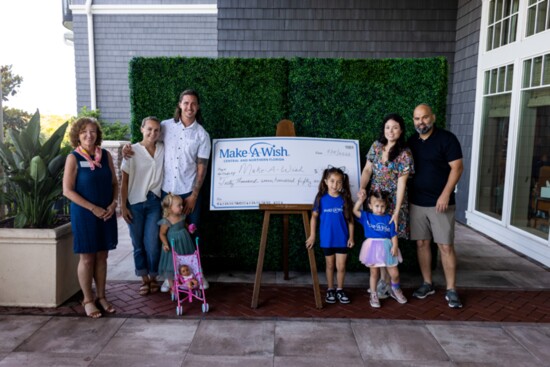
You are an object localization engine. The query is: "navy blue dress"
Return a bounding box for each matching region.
[70,149,118,253]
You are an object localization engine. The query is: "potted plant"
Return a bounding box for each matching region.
[0,110,80,307]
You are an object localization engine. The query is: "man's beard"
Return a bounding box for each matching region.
[415,123,433,135]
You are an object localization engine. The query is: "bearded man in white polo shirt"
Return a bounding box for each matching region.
[161,89,211,226]
[124,89,211,290]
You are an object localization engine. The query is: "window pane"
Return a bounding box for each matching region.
[491,69,498,93]
[487,26,494,50]
[485,70,491,94]
[511,87,550,238]
[496,0,504,21]
[544,54,550,86]
[494,22,502,48]
[502,18,510,46]
[512,0,520,13]
[489,0,496,24]
[506,64,514,91]
[529,0,537,6]
[498,66,506,92]
[524,59,533,88]
[527,6,536,36]
[504,0,511,16]
[533,56,543,87]
[510,14,518,42]
[537,0,548,33]
[476,94,511,219]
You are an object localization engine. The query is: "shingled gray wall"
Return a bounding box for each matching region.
[448,0,481,223]
[72,0,218,123]
[218,0,458,60]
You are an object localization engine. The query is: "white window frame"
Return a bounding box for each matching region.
[486,0,520,50]
[467,0,550,266]
[526,0,550,36]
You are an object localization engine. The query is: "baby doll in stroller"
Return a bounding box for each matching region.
[178,264,199,290]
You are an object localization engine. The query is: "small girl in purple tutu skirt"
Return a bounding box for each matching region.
[353,191,407,308]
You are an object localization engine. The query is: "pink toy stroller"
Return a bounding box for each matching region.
[171,237,209,315]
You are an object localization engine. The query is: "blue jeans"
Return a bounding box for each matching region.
[161,190,202,227]
[127,192,162,277]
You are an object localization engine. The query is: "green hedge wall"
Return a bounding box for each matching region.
[287,57,447,271]
[129,56,448,273]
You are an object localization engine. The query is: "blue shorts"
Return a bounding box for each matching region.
[322,247,349,256]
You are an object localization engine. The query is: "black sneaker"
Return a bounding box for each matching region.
[336,289,350,304]
[445,289,463,309]
[412,282,435,299]
[325,289,336,304]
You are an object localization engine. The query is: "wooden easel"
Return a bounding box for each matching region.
[250,120,323,309]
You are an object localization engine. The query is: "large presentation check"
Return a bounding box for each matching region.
[210,137,361,210]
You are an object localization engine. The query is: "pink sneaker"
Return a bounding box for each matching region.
[369,292,380,308]
[389,287,408,304]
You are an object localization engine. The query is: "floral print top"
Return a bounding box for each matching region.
[366,141,414,239]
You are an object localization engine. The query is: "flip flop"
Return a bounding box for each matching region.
[139,282,150,296]
[97,297,116,314]
[82,299,102,319]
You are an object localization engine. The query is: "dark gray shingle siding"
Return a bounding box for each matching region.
[449,0,481,223]
[218,0,458,59]
[72,12,217,123]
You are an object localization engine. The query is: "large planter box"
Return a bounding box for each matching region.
[0,223,80,307]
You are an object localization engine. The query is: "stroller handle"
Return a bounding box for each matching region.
[170,237,200,250]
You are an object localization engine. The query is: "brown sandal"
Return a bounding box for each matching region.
[149,279,160,294]
[97,297,116,314]
[139,282,150,296]
[82,299,102,319]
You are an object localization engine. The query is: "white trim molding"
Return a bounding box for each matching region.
[85,0,96,110]
[70,4,218,15]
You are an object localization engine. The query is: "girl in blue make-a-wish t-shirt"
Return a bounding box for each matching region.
[353,190,407,308]
[306,167,355,305]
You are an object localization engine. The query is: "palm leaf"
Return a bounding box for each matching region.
[40,121,68,162]
[26,110,41,146]
[0,142,16,171]
[3,110,69,228]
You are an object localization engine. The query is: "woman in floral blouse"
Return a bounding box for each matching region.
[358,113,414,298]
[359,113,414,238]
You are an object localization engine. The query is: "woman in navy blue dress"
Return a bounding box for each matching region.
[63,117,118,318]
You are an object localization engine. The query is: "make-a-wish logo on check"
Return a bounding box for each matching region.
[219,142,290,159]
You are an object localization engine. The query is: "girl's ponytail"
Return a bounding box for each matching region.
[313,168,330,210]
[340,172,353,222]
